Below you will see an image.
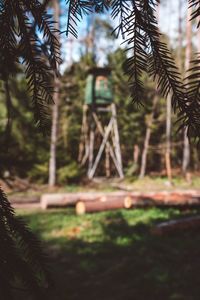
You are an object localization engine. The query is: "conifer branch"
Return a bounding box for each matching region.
[189,0,200,27]
[0,188,51,299]
[184,56,200,138]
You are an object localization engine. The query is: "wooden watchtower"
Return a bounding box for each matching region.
[78,67,124,179]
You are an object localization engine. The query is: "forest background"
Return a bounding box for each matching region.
[0,0,199,190]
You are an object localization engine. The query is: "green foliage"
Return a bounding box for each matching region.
[28,162,49,184]
[57,161,83,184]
[0,74,50,178]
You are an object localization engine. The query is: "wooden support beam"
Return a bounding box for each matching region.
[105,143,111,177]
[92,112,123,177]
[88,117,114,179]
[78,105,88,163]
[88,125,95,176]
[111,103,124,178]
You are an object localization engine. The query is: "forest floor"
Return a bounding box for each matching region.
[17,207,200,300]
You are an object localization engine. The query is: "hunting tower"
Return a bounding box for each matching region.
[78,67,124,179]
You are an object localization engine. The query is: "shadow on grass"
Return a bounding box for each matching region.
[22,209,200,300]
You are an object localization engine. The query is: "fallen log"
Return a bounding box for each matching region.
[13,203,41,210]
[151,215,200,235]
[9,195,39,204]
[40,192,130,210]
[134,191,200,206]
[76,196,133,215]
[41,190,200,210]
[41,193,79,209]
[143,192,200,205]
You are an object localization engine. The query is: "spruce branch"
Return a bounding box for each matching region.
[0,187,51,299]
[111,0,132,38]
[65,0,91,37]
[184,56,200,138]
[123,4,148,105]
[0,0,60,132]
[189,0,200,27]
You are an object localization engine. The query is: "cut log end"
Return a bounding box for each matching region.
[76,201,86,215]
[124,196,133,209]
[41,199,47,210]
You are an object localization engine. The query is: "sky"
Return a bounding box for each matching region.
[59,0,191,72]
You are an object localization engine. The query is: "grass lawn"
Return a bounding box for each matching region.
[18,207,200,300]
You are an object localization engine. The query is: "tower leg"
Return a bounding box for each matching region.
[92,111,124,177]
[105,143,111,177]
[111,103,124,179]
[78,105,89,164]
[88,117,113,179]
[79,104,124,179]
[88,124,95,177]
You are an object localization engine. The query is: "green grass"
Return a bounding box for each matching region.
[18,208,200,300]
[125,175,200,191]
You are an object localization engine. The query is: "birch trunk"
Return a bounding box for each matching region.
[182,5,192,175]
[139,94,158,179]
[48,0,60,187]
[165,94,172,182]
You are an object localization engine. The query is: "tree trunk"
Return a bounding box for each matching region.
[133,144,140,166]
[139,3,160,180]
[182,4,192,175]
[139,93,158,179]
[48,0,60,187]
[165,94,172,182]
[178,0,183,72]
[4,80,13,147]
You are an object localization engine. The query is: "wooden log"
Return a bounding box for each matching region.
[41,190,200,210]
[40,192,129,210]
[76,196,133,215]
[151,215,200,235]
[41,193,79,209]
[9,196,39,204]
[136,191,200,206]
[13,203,41,210]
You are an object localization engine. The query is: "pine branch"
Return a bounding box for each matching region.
[65,0,111,37]
[65,0,91,37]
[0,187,51,299]
[0,0,60,132]
[0,0,17,80]
[123,4,148,105]
[22,0,61,69]
[141,1,185,109]
[14,1,54,131]
[189,0,200,27]
[184,56,200,138]
[111,0,132,38]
